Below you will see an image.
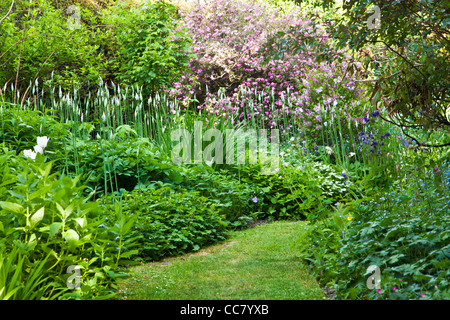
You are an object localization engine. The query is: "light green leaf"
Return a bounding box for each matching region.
[74,217,86,228]
[49,222,63,238]
[29,207,45,229]
[55,202,75,220]
[0,201,24,214]
[63,229,79,248]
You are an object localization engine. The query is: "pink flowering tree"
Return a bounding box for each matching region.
[169,0,368,140]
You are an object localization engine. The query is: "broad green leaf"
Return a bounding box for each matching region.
[29,207,45,229]
[28,186,51,201]
[74,217,86,228]
[0,201,24,214]
[49,222,63,238]
[55,202,75,220]
[63,229,79,242]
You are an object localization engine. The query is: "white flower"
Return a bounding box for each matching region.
[36,136,49,149]
[348,152,356,158]
[316,87,323,93]
[283,162,289,167]
[24,149,37,160]
[325,146,333,154]
[34,145,44,154]
[290,137,295,142]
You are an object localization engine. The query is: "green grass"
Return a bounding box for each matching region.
[117,221,326,300]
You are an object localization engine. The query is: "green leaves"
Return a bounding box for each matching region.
[0,201,24,214]
[62,229,80,250]
[330,0,450,146]
[29,206,44,229]
[0,146,138,299]
[109,0,192,97]
[99,186,228,262]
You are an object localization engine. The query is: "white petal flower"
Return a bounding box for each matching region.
[349,152,356,158]
[34,145,44,154]
[24,149,37,159]
[36,136,49,149]
[325,146,333,154]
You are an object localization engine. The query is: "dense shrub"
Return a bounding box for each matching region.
[58,135,187,195]
[334,211,449,300]
[228,150,356,221]
[0,103,70,154]
[292,177,450,300]
[180,165,259,227]
[0,146,137,299]
[99,186,229,262]
[169,0,367,139]
[0,0,108,95]
[103,0,194,98]
[0,0,193,105]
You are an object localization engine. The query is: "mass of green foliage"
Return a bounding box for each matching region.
[0,0,449,301]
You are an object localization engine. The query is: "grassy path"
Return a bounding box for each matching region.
[117,221,326,300]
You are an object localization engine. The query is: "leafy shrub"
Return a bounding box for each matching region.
[0,146,137,299]
[0,103,69,155]
[103,0,193,98]
[334,211,449,300]
[59,135,186,195]
[293,181,450,300]
[230,152,355,221]
[180,165,259,228]
[0,0,108,95]
[170,0,366,137]
[99,186,229,262]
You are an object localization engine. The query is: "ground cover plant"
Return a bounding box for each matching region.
[0,0,449,301]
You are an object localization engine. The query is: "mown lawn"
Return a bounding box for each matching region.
[117,221,326,300]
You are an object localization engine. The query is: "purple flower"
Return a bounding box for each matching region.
[371,111,380,117]
[252,197,258,203]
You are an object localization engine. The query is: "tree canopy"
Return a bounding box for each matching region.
[295,0,450,147]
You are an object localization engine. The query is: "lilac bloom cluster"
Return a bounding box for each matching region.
[169,0,366,135]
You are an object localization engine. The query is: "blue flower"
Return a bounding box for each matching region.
[252,197,258,203]
[371,111,380,117]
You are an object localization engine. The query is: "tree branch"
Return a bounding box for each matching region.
[0,0,14,26]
